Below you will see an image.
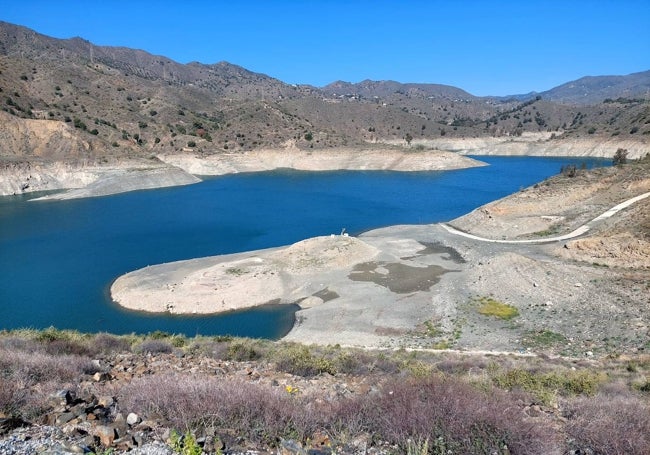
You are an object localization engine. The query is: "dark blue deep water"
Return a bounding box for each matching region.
[0,156,606,338]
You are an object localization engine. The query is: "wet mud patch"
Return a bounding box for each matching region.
[313,287,340,302]
[348,261,451,293]
[415,242,466,264]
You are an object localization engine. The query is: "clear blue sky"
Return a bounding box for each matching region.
[3,1,649,96]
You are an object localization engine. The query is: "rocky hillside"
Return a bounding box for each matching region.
[537,70,650,104]
[1,21,649,165]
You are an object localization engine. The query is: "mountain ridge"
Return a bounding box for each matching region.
[0,20,648,167]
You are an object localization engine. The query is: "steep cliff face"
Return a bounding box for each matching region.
[0,111,92,160]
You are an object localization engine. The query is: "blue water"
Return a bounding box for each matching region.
[0,156,606,338]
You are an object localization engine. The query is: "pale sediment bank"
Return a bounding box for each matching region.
[111,235,382,315]
[0,147,484,199]
[111,230,465,347]
[382,133,649,159]
[0,159,200,199]
[156,147,486,176]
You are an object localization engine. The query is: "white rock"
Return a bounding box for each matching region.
[127,412,141,426]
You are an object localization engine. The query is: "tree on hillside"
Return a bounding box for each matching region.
[404,133,413,146]
[613,148,628,166]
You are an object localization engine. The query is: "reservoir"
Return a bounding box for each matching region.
[0,156,605,338]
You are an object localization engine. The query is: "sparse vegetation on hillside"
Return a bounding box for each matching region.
[0,329,649,454]
[0,21,648,163]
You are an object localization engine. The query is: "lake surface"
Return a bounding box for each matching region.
[0,156,606,338]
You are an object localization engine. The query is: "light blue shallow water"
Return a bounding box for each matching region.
[0,156,606,338]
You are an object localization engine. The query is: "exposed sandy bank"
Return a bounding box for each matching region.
[156,147,486,175]
[0,159,200,199]
[382,133,649,159]
[29,165,200,201]
[1,147,484,199]
[111,235,381,314]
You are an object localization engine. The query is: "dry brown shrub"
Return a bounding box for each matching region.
[118,372,562,453]
[347,376,561,454]
[43,339,93,356]
[0,346,91,420]
[117,373,321,443]
[136,339,173,354]
[0,347,93,383]
[565,393,650,455]
[92,333,131,354]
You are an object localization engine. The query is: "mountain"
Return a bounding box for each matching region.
[321,79,477,101]
[539,70,650,104]
[0,20,648,163]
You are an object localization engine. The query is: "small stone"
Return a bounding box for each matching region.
[126,412,141,426]
[62,442,86,454]
[55,412,76,426]
[97,396,115,408]
[114,435,134,451]
[132,432,146,447]
[280,439,308,455]
[575,282,582,287]
[113,413,128,437]
[95,425,116,447]
[93,372,110,382]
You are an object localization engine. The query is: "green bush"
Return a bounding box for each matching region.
[274,344,336,377]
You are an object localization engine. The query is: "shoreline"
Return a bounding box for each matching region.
[2,135,646,199]
[0,147,485,199]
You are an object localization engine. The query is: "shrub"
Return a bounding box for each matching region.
[491,368,604,404]
[136,340,173,354]
[0,346,95,401]
[187,140,196,147]
[475,296,519,320]
[73,118,87,130]
[226,340,260,361]
[119,374,307,443]
[346,376,560,454]
[565,393,650,454]
[613,148,628,165]
[274,344,336,377]
[92,333,131,354]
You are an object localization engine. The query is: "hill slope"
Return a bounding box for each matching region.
[0,20,648,181]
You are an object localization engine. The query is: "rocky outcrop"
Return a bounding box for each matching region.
[0,112,92,160]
